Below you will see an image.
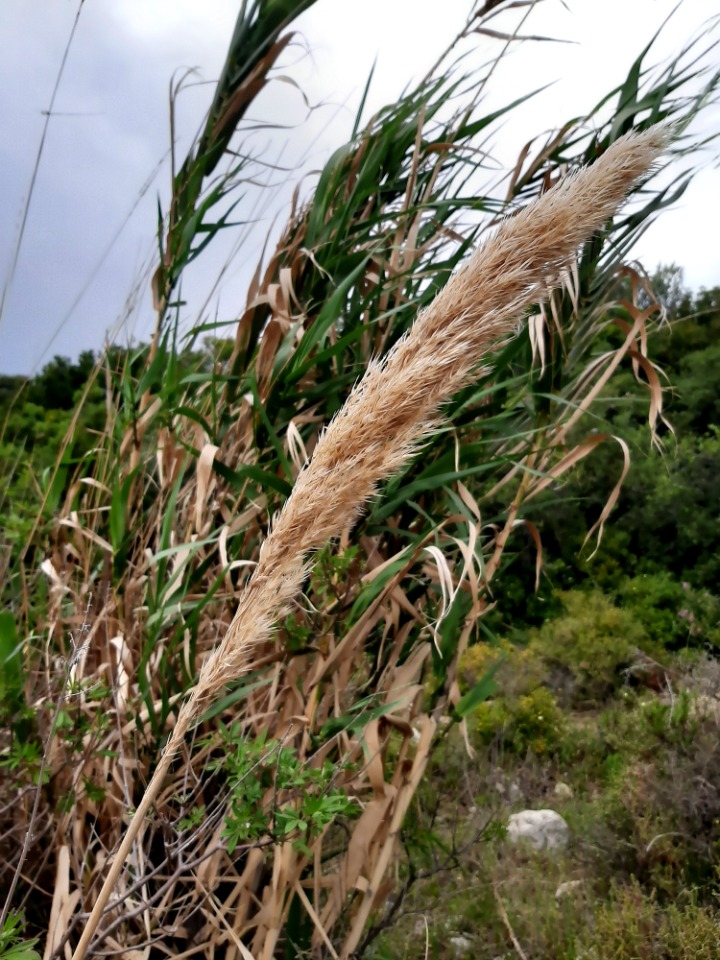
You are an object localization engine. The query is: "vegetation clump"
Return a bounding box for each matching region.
[529,589,651,705]
[1,1,720,958]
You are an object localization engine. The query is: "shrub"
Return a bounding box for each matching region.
[475,687,565,757]
[458,639,563,756]
[458,637,546,701]
[581,881,720,959]
[529,590,649,706]
[616,573,720,651]
[561,692,720,894]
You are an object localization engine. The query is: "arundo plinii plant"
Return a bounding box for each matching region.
[72,125,669,959]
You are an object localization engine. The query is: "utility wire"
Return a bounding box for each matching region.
[0,0,86,329]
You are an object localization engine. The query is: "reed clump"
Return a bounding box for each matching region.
[202,127,668,693]
[5,2,719,956]
[73,126,667,960]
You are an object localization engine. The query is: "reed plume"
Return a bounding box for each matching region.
[72,125,668,959]
[195,125,668,696]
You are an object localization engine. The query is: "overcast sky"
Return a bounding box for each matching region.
[0,0,718,375]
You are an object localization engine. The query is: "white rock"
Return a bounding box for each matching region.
[494,778,521,803]
[555,879,584,899]
[554,781,574,800]
[508,781,522,803]
[507,809,569,852]
[449,935,474,957]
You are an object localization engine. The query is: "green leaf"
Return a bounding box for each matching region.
[212,457,292,498]
[347,551,414,624]
[196,673,273,725]
[246,373,293,480]
[282,254,371,379]
[319,695,405,740]
[0,612,22,697]
[109,469,137,558]
[453,658,504,720]
[1,946,41,960]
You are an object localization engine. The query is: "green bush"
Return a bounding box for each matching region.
[529,590,649,706]
[475,687,566,757]
[581,881,720,959]
[616,572,720,651]
[458,637,546,701]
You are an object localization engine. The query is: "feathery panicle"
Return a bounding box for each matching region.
[192,125,668,701]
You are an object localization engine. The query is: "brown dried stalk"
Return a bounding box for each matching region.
[71,125,668,960]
